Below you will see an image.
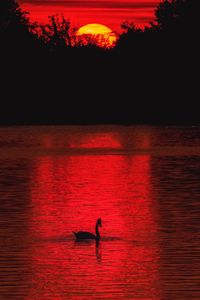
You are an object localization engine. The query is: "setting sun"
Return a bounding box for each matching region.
[76,23,117,48]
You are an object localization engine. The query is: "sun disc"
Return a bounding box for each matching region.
[77,23,117,47]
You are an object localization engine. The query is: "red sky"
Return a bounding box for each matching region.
[19,0,160,33]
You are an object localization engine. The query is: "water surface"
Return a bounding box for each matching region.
[0,125,200,299]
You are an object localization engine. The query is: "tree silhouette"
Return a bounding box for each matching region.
[76,33,115,49]
[0,0,37,49]
[153,0,198,33]
[116,21,142,50]
[39,14,76,50]
[0,0,199,126]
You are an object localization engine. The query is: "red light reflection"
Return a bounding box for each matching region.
[70,132,121,149]
[28,132,161,299]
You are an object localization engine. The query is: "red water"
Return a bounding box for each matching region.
[0,125,200,299]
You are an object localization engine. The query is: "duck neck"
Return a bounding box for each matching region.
[95,223,100,239]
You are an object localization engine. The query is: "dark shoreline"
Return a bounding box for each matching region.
[0,121,200,127]
[1,0,198,127]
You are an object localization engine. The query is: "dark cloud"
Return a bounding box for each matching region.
[20,0,158,9]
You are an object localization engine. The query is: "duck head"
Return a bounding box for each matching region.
[97,218,102,227]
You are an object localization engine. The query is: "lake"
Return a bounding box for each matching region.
[0,125,200,299]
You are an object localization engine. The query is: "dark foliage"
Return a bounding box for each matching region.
[0,0,41,53]
[154,0,198,33]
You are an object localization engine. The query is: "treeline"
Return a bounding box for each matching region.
[1,1,198,55]
[0,0,199,125]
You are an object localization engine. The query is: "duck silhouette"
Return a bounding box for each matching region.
[73,218,102,240]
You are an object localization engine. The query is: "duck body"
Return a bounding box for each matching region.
[73,218,102,241]
[73,231,96,240]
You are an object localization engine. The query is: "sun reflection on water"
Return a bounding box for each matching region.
[28,131,161,299]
